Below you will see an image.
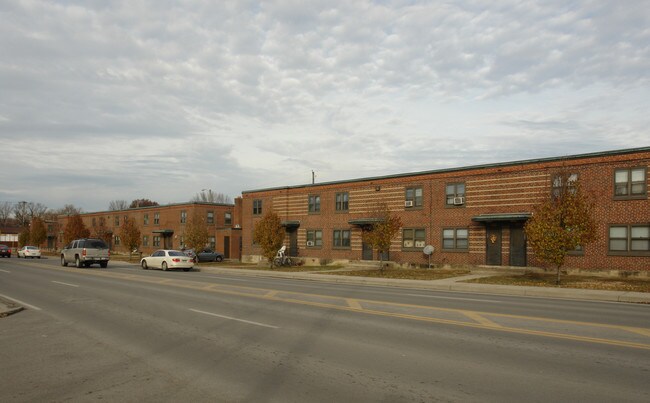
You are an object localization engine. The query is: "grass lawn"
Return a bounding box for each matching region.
[465,272,650,293]
[321,268,471,280]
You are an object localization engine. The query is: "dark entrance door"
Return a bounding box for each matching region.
[509,225,527,266]
[163,234,173,249]
[224,236,230,259]
[288,230,298,257]
[486,225,502,265]
[362,241,373,260]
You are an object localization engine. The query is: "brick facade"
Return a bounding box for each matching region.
[57,202,242,259]
[241,148,650,271]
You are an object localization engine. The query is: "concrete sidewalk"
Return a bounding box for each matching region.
[2,266,648,317]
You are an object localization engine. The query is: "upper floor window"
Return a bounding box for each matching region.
[446,183,466,206]
[180,210,187,224]
[609,225,650,255]
[405,187,423,208]
[253,199,263,215]
[154,213,160,225]
[333,229,351,248]
[308,195,321,213]
[143,214,149,226]
[552,173,578,198]
[207,211,214,224]
[92,218,96,227]
[614,167,647,199]
[403,228,426,249]
[306,230,323,248]
[114,216,119,227]
[225,212,232,226]
[443,228,469,250]
[336,192,349,211]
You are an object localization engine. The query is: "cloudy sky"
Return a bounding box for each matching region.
[1,1,649,213]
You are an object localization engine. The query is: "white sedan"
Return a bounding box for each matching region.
[18,246,41,259]
[140,249,194,271]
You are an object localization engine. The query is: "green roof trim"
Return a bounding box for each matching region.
[152,229,174,234]
[472,213,532,222]
[242,146,650,194]
[281,220,301,228]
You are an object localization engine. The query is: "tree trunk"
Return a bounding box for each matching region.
[556,265,562,285]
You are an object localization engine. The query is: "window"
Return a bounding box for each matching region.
[114,235,121,246]
[333,229,351,248]
[209,236,216,250]
[306,230,323,247]
[154,213,160,225]
[153,236,161,247]
[614,168,647,198]
[335,192,349,211]
[405,187,423,208]
[253,199,262,215]
[443,228,469,250]
[207,211,214,224]
[609,225,650,255]
[114,216,119,226]
[403,228,426,249]
[180,210,187,224]
[225,212,232,226]
[308,195,321,213]
[143,214,149,226]
[92,218,96,227]
[446,183,466,206]
[143,235,149,247]
[552,173,578,198]
[179,236,185,248]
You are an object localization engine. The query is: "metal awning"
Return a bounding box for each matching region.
[348,218,384,226]
[281,220,300,228]
[472,213,532,222]
[152,229,174,235]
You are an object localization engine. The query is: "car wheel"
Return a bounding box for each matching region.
[75,256,82,268]
[215,256,223,262]
[141,260,148,270]
[100,262,108,268]
[61,256,68,267]
[162,262,168,271]
[183,268,191,272]
[37,256,41,259]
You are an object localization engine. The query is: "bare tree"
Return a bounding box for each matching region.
[13,201,30,227]
[129,199,159,208]
[55,204,83,216]
[0,201,12,226]
[27,202,48,220]
[192,190,232,204]
[109,200,128,211]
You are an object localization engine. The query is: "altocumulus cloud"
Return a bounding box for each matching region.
[0,0,648,211]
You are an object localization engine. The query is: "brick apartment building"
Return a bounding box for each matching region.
[57,202,242,259]
[241,147,650,271]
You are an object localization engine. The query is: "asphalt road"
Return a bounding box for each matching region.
[1,257,649,402]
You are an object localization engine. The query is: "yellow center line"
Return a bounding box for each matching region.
[347,299,363,310]
[462,311,502,328]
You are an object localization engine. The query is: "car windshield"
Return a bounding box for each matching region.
[168,251,185,257]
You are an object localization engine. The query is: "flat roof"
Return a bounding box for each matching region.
[242,146,650,194]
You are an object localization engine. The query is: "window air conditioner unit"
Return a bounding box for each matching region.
[453,196,465,205]
[306,241,315,247]
[404,200,414,207]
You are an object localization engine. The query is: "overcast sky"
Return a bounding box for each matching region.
[1,1,649,213]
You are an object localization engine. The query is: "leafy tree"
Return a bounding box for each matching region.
[129,199,159,208]
[184,211,209,252]
[361,203,403,271]
[108,200,128,211]
[92,217,113,245]
[525,172,598,285]
[192,190,232,204]
[30,217,47,247]
[63,214,90,244]
[119,217,141,259]
[18,228,30,247]
[252,211,285,267]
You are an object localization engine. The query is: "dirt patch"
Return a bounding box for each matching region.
[465,273,650,293]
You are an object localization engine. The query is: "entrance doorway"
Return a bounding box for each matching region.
[486,226,502,265]
[362,241,373,260]
[509,225,527,266]
[224,236,230,259]
[288,230,298,257]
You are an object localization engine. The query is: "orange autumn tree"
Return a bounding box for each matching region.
[525,172,598,285]
[362,203,403,272]
[253,211,285,268]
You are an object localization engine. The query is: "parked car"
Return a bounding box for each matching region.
[141,250,194,271]
[195,249,224,263]
[0,245,11,258]
[61,238,110,268]
[18,246,41,259]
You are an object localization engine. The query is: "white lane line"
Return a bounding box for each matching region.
[189,308,279,329]
[52,281,80,288]
[404,294,503,303]
[0,293,42,311]
[0,269,10,273]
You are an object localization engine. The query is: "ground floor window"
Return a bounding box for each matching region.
[403,228,426,250]
[153,236,161,247]
[209,236,216,250]
[443,228,468,250]
[609,225,650,254]
[114,235,121,246]
[333,229,351,248]
[307,230,322,247]
[143,235,149,247]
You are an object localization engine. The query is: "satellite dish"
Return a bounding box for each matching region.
[423,245,434,255]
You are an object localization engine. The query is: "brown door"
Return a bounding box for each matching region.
[289,230,298,257]
[486,226,502,265]
[224,236,230,259]
[509,225,527,267]
[362,241,373,260]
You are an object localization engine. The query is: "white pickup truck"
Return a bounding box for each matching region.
[61,238,110,268]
